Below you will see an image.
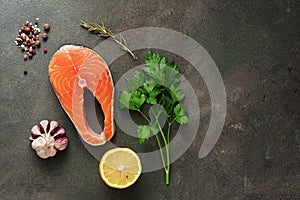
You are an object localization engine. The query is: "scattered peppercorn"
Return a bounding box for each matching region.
[43,24,50,31]
[24,55,28,61]
[43,48,47,53]
[28,53,33,59]
[42,33,48,40]
[23,70,28,76]
[35,40,41,47]
[25,27,31,33]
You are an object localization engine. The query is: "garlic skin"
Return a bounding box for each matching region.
[30,120,68,159]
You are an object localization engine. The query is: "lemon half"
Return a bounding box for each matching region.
[99,148,142,189]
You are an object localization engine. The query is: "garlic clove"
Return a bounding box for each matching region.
[48,135,56,146]
[49,120,59,135]
[30,125,42,138]
[52,128,66,138]
[36,146,57,159]
[54,137,68,151]
[29,135,35,141]
[39,120,49,134]
[31,136,47,149]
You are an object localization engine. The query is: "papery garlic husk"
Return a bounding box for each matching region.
[30,120,68,159]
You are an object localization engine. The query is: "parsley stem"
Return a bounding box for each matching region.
[137,109,151,123]
[167,122,171,145]
[155,114,170,185]
[166,170,170,185]
[166,122,172,185]
[170,117,177,125]
[154,115,168,148]
[137,109,168,172]
[155,134,168,172]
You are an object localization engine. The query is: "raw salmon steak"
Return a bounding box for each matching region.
[49,45,115,145]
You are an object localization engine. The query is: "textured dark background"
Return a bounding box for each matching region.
[1,0,299,199]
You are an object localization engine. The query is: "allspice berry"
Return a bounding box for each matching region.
[43,24,50,31]
[42,33,48,40]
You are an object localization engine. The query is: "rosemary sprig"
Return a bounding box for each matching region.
[80,21,137,60]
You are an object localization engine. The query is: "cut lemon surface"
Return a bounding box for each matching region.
[99,148,142,189]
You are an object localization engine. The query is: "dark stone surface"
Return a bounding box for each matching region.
[0,0,299,199]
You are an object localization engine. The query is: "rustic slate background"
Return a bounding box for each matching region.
[0,0,299,199]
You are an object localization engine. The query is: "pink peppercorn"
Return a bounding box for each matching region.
[43,48,47,53]
[24,55,28,61]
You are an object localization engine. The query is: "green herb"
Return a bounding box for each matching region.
[80,21,137,60]
[119,52,189,185]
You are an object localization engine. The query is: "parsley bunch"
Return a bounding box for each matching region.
[119,52,189,185]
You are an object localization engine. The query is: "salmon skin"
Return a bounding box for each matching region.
[49,45,115,145]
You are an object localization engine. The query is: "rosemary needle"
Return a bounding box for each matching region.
[80,21,137,60]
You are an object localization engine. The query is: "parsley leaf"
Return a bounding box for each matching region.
[174,104,189,124]
[160,93,173,116]
[119,90,146,110]
[143,81,156,93]
[144,82,163,104]
[130,90,146,109]
[168,61,179,72]
[119,91,137,110]
[168,85,185,102]
[143,65,165,85]
[137,125,151,144]
[126,71,145,92]
[146,95,157,104]
[164,66,180,88]
[149,124,159,135]
[138,124,159,144]
[145,51,167,71]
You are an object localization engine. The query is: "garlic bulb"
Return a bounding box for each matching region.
[29,120,68,159]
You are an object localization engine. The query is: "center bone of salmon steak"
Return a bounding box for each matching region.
[78,76,87,88]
